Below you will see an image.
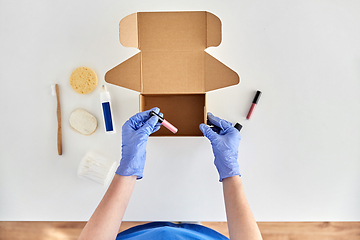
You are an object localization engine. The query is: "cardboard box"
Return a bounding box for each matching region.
[105,11,239,136]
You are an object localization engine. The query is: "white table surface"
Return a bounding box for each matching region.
[1,0,360,221]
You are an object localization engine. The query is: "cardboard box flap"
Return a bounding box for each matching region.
[206,12,222,48]
[141,51,205,94]
[119,13,138,48]
[119,12,222,51]
[105,52,141,92]
[204,52,240,91]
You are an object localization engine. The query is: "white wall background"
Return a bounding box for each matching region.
[0,0,359,221]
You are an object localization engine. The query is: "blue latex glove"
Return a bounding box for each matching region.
[199,112,241,182]
[116,107,162,179]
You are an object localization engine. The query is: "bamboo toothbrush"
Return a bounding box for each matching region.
[51,84,62,155]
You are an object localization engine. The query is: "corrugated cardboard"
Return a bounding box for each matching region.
[105,11,239,136]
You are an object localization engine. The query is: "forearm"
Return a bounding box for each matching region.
[223,176,262,240]
[78,175,137,240]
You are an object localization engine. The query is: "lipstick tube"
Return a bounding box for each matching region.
[246,90,262,120]
[207,119,242,133]
[149,111,178,134]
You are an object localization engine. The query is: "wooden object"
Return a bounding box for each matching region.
[55,84,62,155]
[257,222,360,240]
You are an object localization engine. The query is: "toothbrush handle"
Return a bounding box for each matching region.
[56,84,62,155]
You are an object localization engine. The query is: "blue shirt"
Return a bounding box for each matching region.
[116,222,229,240]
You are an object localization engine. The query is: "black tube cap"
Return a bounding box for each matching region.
[207,118,242,132]
[252,90,262,104]
[234,123,242,132]
[149,110,164,123]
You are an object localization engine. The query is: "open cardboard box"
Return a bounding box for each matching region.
[105,11,239,136]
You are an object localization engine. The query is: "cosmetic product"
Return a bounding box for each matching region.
[100,85,116,134]
[207,119,242,133]
[149,111,178,134]
[51,84,62,155]
[246,90,262,120]
[234,123,242,132]
[78,151,117,186]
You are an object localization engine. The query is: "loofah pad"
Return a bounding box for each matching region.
[70,67,97,94]
[69,109,97,135]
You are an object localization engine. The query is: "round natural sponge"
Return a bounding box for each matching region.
[69,109,98,135]
[70,67,97,94]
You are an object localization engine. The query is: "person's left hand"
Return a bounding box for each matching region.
[115,107,162,179]
[199,112,241,181]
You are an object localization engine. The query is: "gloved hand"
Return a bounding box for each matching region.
[116,107,162,179]
[199,112,241,182]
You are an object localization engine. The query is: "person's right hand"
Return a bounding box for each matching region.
[116,107,162,180]
[199,112,241,182]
